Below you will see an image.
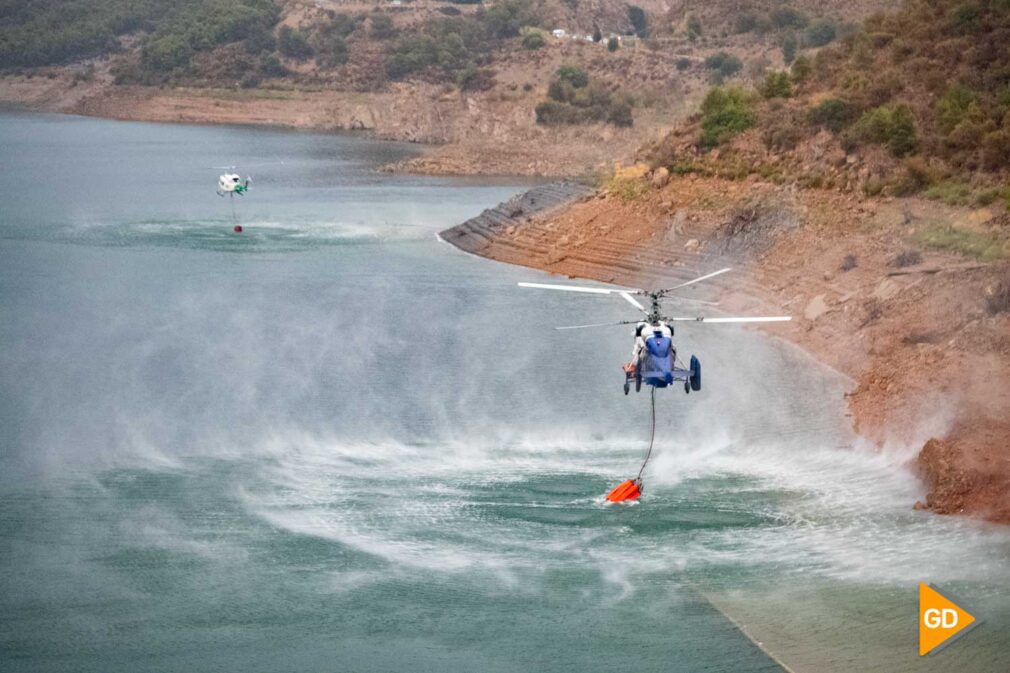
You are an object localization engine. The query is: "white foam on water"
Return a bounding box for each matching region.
[54,217,433,248]
[230,423,1010,597]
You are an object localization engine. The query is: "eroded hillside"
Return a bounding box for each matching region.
[0,0,887,175]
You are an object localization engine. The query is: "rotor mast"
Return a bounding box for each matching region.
[646,290,664,325]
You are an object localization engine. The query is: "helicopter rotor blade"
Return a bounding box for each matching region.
[662,294,720,306]
[555,320,639,330]
[666,316,792,323]
[518,281,641,295]
[618,291,648,314]
[661,267,732,292]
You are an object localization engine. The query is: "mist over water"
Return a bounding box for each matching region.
[1,113,1008,673]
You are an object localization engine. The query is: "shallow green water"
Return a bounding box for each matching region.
[1,113,1007,673]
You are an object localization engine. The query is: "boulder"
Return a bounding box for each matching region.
[804,294,830,321]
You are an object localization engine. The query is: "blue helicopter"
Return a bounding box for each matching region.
[518,268,792,395]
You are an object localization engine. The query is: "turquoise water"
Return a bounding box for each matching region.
[1,113,1008,672]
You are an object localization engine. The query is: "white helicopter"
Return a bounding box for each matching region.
[518,267,791,396]
[214,168,252,232]
[216,171,251,197]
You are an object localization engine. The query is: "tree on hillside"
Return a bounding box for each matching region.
[627,6,648,38]
[782,32,797,64]
[141,34,194,72]
[480,0,540,39]
[803,19,836,47]
[556,65,589,88]
[703,52,742,83]
[278,26,313,59]
[686,14,702,41]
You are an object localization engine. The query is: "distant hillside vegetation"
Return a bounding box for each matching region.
[0,0,278,75]
[647,0,1010,200]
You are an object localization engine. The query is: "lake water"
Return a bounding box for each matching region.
[1,113,1008,672]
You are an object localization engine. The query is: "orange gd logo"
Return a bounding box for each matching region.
[919,583,979,656]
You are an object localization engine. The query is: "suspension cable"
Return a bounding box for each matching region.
[636,386,657,481]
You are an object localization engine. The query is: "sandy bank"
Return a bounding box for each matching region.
[442,176,1010,523]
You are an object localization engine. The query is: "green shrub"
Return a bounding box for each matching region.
[952,3,982,28]
[803,18,836,47]
[556,65,589,88]
[686,14,702,40]
[456,65,495,91]
[885,105,918,157]
[782,32,797,64]
[981,129,1010,170]
[760,71,791,99]
[386,35,442,78]
[704,52,742,82]
[141,34,194,71]
[278,26,313,59]
[846,103,917,156]
[481,0,540,39]
[259,52,287,77]
[703,52,732,70]
[808,97,852,132]
[313,33,348,67]
[239,71,262,88]
[734,12,760,34]
[676,57,691,71]
[522,31,545,49]
[916,224,1009,261]
[607,100,633,126]
[607,36,619,51]
[547,78,574,102]
[935,84,977,134]
[244,26,276,54]
[972,185,1010,206]
[771,7,808,30]
[945,103,993,153]
[699,86,755,148]
[536,72,632,127]
[535,100,571,125]
[627,6,648,38]
[924,180,973,205]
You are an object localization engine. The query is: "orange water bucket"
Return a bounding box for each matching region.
[605,479,641,502]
